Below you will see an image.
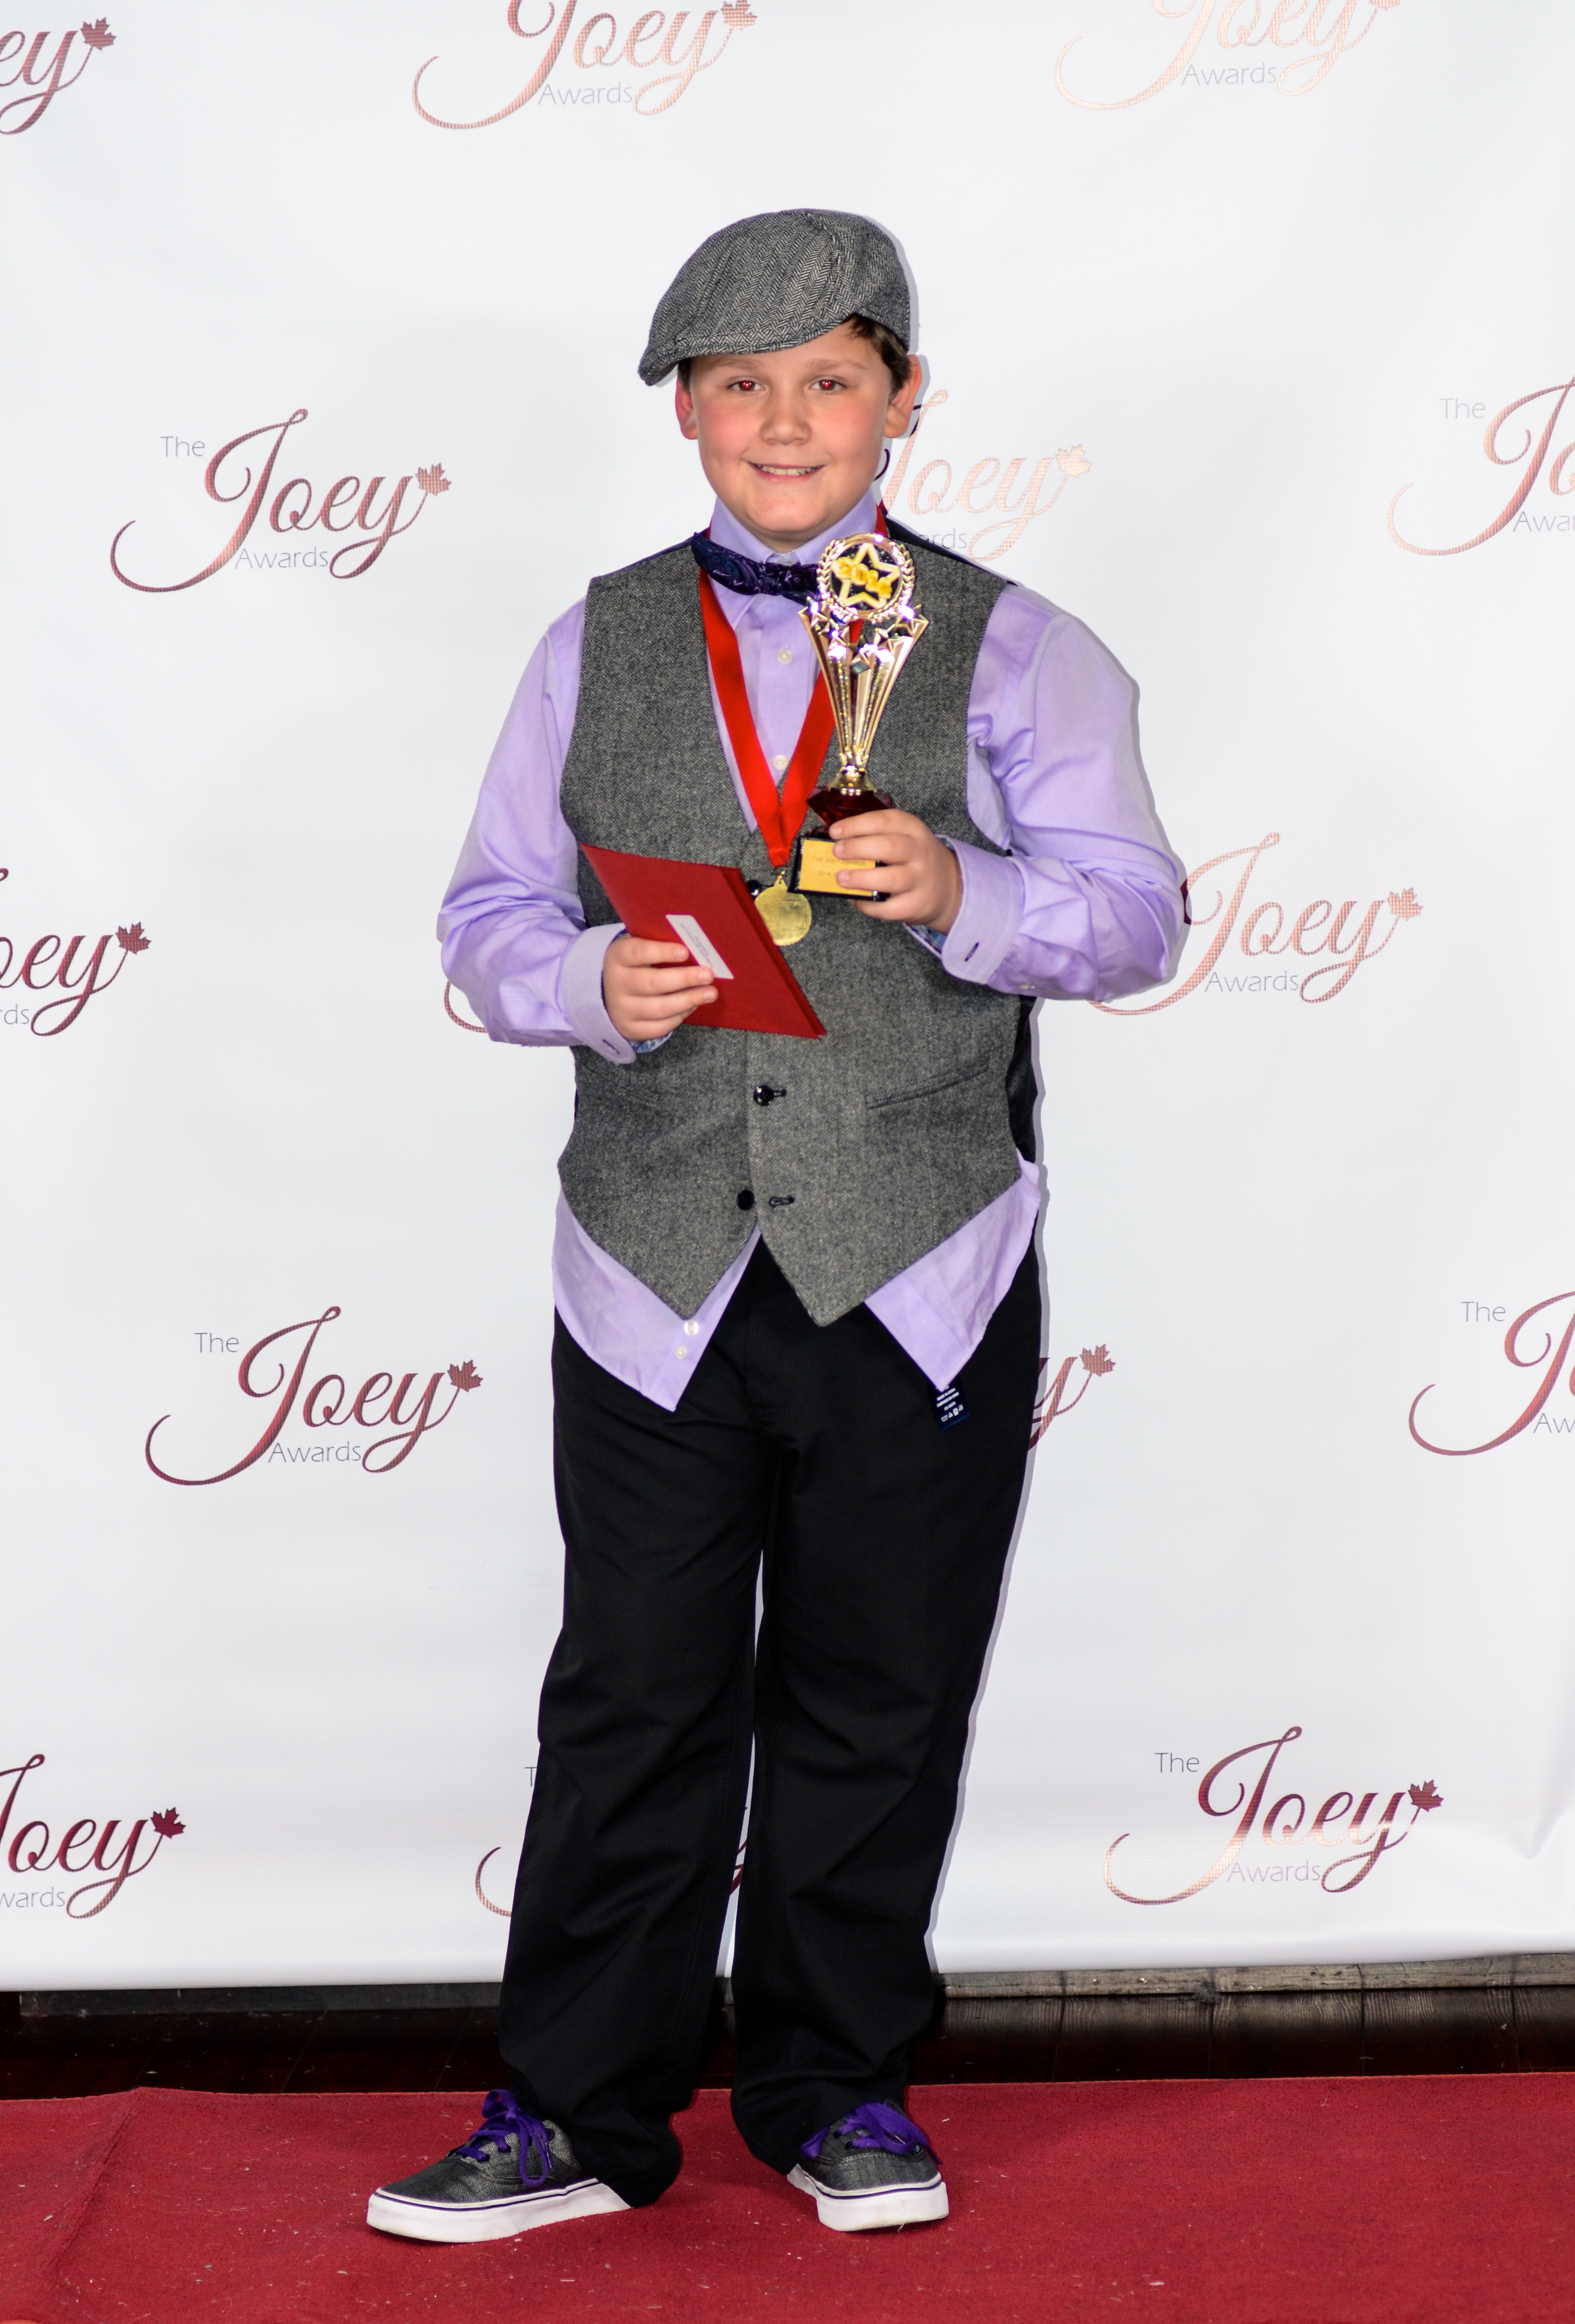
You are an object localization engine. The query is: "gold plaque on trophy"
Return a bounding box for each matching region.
[796,532,928,898]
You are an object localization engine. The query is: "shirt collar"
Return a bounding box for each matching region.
[707,487,880,571]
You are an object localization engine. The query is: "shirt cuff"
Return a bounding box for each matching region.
[939,842,1025,986]
[561,922,637,1064]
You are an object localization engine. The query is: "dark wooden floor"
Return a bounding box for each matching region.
[6,1985,1575,2100]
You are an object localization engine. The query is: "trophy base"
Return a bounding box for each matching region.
[799,785,891,899]
[797,837,881,899]
[807,783,893,829]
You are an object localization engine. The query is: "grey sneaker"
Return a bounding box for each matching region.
[367,2088,628,2243]
[787,2101,949,2232]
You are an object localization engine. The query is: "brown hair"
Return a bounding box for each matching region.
[678,314,912,401]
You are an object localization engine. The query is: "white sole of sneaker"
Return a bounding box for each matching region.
[367,2178,629,2243]
[787,2163,950,2233]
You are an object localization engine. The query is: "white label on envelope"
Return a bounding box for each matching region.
[665,913,734,979]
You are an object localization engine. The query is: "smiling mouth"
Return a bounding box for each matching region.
[749,462,823,479]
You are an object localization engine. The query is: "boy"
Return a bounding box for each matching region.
[370,209,1183,2244]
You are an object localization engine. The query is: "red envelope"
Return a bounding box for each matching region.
[581,845,826,1040]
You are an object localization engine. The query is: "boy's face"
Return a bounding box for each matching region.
[675,322,921,552]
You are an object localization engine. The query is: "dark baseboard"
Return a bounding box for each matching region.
[16,1984,504,2019]
[4,1961,1574,2100]
[16,1955,1575,2019]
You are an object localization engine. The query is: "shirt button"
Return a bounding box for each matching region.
[772,753,788,771]
[683,1320,700,1337]
[776,648,793,665]
[673,1344,689,1361]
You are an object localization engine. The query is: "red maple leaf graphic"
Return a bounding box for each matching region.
[448,1359,482,1391]
[1388,888,1422,920]
[720,2,758,25]
[1408,1780,1443,1812]
[80,17,115,46]
[116,922,150,953]
[151,1807,185,1838]
[415,463,451,495]
[1080,1344,1115,1377]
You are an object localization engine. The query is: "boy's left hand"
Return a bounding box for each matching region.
[831,810,963,934]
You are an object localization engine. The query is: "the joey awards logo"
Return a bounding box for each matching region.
[1097,834,1422,1016]
[1058,0,1401,107]
[111,412,452,592]
[0,1754,184,1920]
[145,1309,484,1483]
[1106,1727,1443,1904]
[414,0,758,127]
[0,865,149,1036]
[883,391,1090,564]
[445,982,485,1033]
[1410,1293,1575,1455]
[1033,1343,1114,1446]
[1390,378,1575,555]
[0,20,114,135]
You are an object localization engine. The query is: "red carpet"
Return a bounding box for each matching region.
[3,2077,1573,2323]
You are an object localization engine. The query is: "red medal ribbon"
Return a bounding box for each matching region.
[697,572,835,872]
[694,507,891,870]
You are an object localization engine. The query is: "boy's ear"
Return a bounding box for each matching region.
[675,377,700,442]
[884,353,925,439]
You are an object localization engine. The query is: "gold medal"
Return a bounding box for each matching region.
[754,875,813,947]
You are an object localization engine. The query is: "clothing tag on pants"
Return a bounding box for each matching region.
[934,1382,969,1430]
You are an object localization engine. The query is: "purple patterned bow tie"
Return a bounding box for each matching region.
[690,531,816,604]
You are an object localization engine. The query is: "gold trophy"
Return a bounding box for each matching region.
[795,532,928,898]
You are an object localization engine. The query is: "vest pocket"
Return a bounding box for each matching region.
[865,1054,997,1110]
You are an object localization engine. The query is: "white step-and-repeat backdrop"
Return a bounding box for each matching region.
[5,0,1573,1988]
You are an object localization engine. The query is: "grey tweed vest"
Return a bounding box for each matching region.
[557,524,1035,1327]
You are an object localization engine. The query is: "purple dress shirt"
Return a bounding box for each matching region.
[440,490,1184,1410]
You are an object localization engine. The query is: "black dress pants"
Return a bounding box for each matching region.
[498,1238,1040,2206]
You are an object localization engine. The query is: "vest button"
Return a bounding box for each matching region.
[752,1084,786,1107]
[737,1189,755,1210]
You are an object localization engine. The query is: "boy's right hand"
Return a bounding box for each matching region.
[603,935,718,1043]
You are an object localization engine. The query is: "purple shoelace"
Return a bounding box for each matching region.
[801,2100,934,2162]
[454,2087,553,2186]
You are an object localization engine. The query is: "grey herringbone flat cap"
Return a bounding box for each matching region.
[639,209,910,385]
